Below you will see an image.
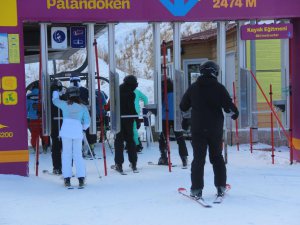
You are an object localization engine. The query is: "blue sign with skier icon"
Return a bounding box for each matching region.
[53,30,66,43]
[70,26,86,49]
[51,27,67,49]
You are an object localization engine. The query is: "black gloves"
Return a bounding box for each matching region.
[181,118,190,131]
[231,111,239,120]
[51,79,63,92]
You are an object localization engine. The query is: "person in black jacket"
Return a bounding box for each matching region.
[114,75,139,173]
[50,79,64,175]
[180,61,239,199]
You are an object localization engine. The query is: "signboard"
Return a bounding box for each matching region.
[8,34,20,63]
[18,0,300,22]
[0,33,9,64]
[51,27,67,49]
[0,0,17,27]
[241,24,294,40]
[70,26,86,48]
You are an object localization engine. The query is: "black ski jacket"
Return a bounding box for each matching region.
[119,83,137,117]
[180,74,238,134]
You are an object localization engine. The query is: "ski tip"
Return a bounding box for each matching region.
[178,187,187,192]
[226,184,231,190]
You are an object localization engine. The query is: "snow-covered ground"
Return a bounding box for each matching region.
[0,141,299,225]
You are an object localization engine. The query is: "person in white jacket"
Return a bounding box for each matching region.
[52,86,90,188]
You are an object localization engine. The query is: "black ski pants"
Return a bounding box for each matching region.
[114,119,137,166]
[191,129,226,190]
[159,120,188,159]
[50,125,62,170]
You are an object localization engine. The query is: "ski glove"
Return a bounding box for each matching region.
[231,112,239,120]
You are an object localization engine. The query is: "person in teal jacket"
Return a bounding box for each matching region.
[133,88,148,152]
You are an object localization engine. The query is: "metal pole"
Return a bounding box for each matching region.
[173,22,182,131]
[108,23,120,134]
[250,20,258,142]
[288,38,293,164]
[152,23,162,133]
[237,21,246,128]
[87,23,96,134]
[40,23,51,136]
[217,21,228,160]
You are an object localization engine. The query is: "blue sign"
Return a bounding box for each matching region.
[70,26,86,49]
[53,30,66,43]
[160,0,199,16]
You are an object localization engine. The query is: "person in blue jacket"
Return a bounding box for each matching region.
[52,86,90,188]
[26,82,49,153]
[159,78,188,167]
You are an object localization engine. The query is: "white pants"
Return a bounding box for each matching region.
[62,138,86,178]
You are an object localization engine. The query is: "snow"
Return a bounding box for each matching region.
[1,142,299,225]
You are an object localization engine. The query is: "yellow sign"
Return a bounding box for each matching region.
[3,91,18,105]
[8,34,20,63]
[0,0,18,27]
[2,76,17,90]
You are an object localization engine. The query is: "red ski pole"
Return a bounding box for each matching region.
[94,39,107,176]
[233,82,239,151]
[162,40,172,172]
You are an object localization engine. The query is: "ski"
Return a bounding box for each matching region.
[111,165,127,175]
[213,184,231,204]
[178,188,212,208]
[85,156,102,160]
[147,161,177,167]
[66,186,74,190]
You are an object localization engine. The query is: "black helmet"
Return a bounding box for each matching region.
[123,75,138,86]
[199,61,219,77]
[66,86,80,98]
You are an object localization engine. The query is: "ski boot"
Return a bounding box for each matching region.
[78,177,85,188]
[181,156,188,168]
[130,162,138,173]
[64,177,71,187]
[217,186,226,197]
[158,155,168,165]
[115,164,123,173]
[53,168,62,175]
[190,188,202,200]
[42,145,48,154]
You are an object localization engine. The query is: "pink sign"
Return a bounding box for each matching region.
[18,0,300,22]
[241,24,294,40]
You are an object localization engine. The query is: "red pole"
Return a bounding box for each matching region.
[249,70,295,151]
[250,127,253,154]
[94,39,107,176]
[270,84,275,164]
[35,137,40,176]
[289,38,293,164]
[233,82,239,151]
[162,40,172,172]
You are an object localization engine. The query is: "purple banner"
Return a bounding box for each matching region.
[18,0,300,22]
[241,24,294,40]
